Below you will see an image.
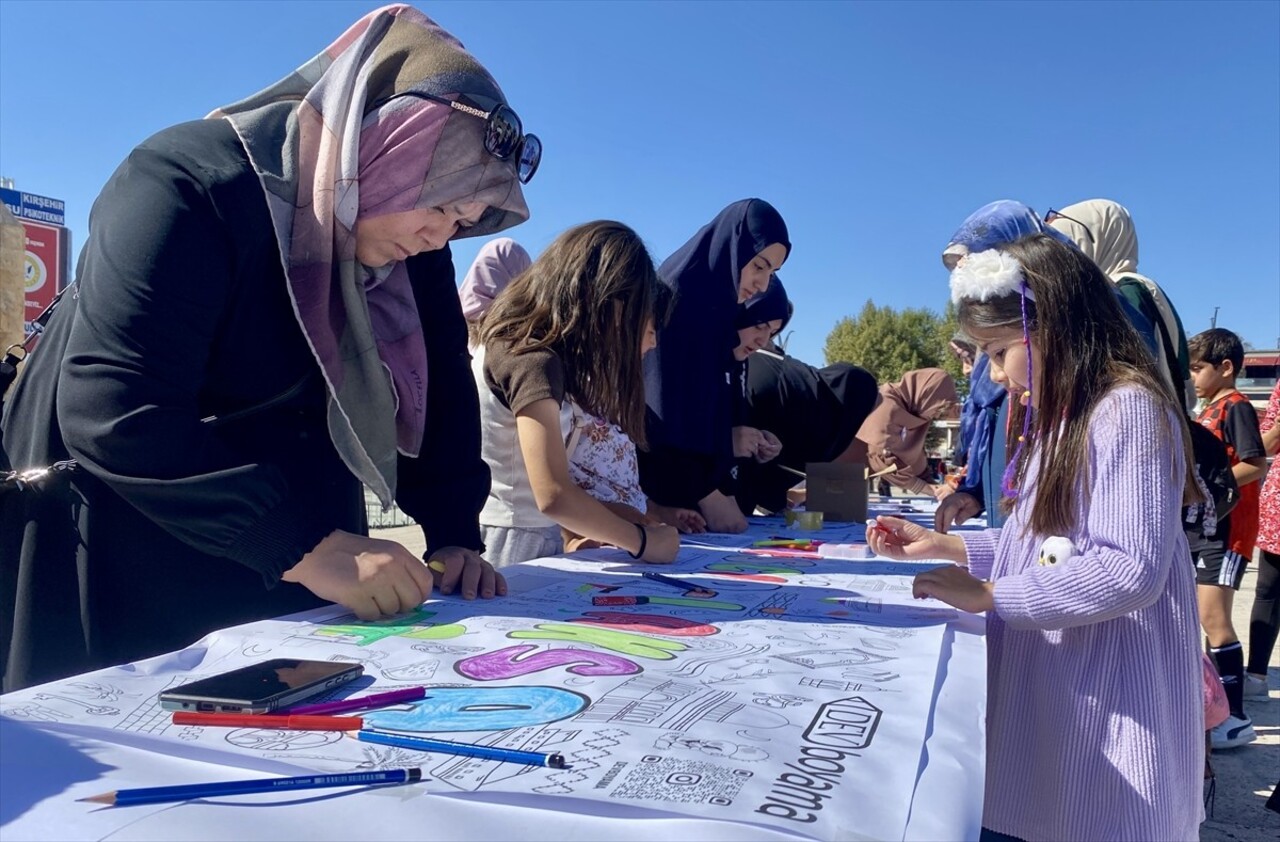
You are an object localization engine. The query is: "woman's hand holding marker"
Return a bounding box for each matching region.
[427,549,507,600]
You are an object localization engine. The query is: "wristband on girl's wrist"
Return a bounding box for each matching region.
[628,523,648,559]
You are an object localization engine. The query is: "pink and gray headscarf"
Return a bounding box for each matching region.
[208,4,530,504]
[459,238,532,322]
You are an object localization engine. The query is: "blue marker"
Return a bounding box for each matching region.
[642,571,708,592]
[353,730,567,768]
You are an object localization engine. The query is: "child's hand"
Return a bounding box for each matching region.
[865,516,967,563]
[672,508,707,534]
[911,565,993,614]
[641,524,681,564]
[646,503,707,534]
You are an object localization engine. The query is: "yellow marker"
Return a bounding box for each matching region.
[428,560,447,574]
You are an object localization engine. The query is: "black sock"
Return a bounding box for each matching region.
[1210,642,1246,720]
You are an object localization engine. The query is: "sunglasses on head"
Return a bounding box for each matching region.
[1044,208,1094,244]
[371,90,541,184]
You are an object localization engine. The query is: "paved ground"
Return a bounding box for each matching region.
[376,523,1279,837]
[1200,561,1278,841]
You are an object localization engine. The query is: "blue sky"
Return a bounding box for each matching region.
[2,0,1277,365]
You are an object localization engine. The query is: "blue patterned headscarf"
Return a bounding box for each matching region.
[942,200,1075,269]
[945,200,1066,505]
[945,199,1157,507]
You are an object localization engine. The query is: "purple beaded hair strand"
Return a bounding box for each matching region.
[1000,279,1035,499]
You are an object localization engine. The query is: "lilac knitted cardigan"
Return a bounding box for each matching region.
[961,386,1203,841]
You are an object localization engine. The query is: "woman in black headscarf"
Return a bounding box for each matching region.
[739,351,880,516]
[638,199,790,533]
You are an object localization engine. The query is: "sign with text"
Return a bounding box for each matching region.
[0,187,65,226]
[21,219,67,330]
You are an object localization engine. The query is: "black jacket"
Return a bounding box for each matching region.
[0,118,489,690]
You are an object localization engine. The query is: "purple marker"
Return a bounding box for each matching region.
[287,686,427,716]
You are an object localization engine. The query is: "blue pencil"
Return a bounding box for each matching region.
[641,571,705,592]
[353,729,566,768]
[78,768,423,807]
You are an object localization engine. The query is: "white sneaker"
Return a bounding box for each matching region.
[1210,714,1256,750]
[1243,673,1270,698]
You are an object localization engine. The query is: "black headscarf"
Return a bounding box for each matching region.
[736,275,790,329]
[738,354,879,514]
[645,199,790,457]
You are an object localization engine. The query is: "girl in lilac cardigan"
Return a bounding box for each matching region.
[868,234,1203,841]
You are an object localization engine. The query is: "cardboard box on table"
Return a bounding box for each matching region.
[804,461,868,522]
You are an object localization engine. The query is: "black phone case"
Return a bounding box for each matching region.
[157,660,363,714]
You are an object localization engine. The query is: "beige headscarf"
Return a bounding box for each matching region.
[1046,199,1138,280]
[855,368,958,494]
[1049,198,1195,412]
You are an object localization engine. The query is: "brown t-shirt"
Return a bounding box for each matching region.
[483,340,566,414]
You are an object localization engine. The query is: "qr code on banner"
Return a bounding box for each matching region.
[609,755,752,806]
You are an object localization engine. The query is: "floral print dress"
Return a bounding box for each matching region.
[566,407,648,512]
[1257,383,1280,555]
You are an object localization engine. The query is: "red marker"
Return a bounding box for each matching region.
[172,712,364,731]
[866,520,895,539]
[591,596,650,606]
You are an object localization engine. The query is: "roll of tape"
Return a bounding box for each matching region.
[795,511,824,531]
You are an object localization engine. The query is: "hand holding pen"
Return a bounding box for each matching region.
[865,516,966,563]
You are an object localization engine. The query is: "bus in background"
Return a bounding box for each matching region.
[1240,349,1279,414]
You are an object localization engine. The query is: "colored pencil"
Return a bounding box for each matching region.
[77,768,423,807]
[171,712,362,730]
[352,730,566,769]
[287,686,427,716]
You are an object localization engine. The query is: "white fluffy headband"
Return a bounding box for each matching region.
[949,249,1034,305]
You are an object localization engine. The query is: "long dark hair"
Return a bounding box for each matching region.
[958,234,1200,536]
[480,221,663,446]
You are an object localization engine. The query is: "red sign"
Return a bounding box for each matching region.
[22,220,64,329]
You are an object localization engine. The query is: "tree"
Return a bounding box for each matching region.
[933,300,968,392]
[824,299,967,397]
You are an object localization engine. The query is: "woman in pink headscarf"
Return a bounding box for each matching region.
[855,368,960,499]
[0,5,538,691]
[459,238,533,346]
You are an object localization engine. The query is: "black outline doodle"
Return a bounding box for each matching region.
[751,693,809,709]
[224,728,342,752]
[1,703,71,723]
[672,644,770,678]
[31,693,118,715]
[798,676,901,694]
[535,727,628,795]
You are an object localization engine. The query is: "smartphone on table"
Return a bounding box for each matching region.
[157,659,363,714]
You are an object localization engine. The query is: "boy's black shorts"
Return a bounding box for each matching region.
[1195,540,1249,589]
